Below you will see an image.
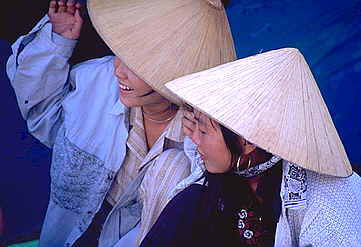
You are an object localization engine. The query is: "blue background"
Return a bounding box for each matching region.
[0,0,360,244]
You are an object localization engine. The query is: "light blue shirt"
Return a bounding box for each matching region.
[6,15,186,247]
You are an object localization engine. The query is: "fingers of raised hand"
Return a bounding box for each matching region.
[72,7,84,35]
[182,115,196,137]
[48,0,83,39]
[182,122,194,138]
[48,0,82,16]
[183,109,196,122]
[49,1,57,16]
[57,0,66,13]
[209,118,221,134]
[67,0,81,15]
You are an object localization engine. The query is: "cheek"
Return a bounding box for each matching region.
[208,138,229,160]
[129,74,150,91]
[199,137,216,156]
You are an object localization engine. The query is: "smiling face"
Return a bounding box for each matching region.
[113,57,167,107]
[191,110,233,173]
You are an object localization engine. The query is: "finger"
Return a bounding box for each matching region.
[75,2,84,16]
[209,118,221,133]
[182,116,196,131]
[72,8,83,36]
[48,1,57,16]
[183,110,195,122]
[183,125,194,138]
[66,0,76,14]
[200,113,217,132]
[182,118,194,136]
[75,2,82,10]
[182,103,193,113]
[57,0,67,13]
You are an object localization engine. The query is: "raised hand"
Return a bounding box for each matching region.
[48,0,83,40]
[182,104,197,140]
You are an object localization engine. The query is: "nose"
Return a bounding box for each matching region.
[114,66,128,80]
[192,126,200,146]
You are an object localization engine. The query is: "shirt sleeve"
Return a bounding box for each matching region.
[6,15,78,148]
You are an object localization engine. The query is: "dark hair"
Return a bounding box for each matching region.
[220,124,243,165]
[221,0,231,8]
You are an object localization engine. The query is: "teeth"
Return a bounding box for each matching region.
[118,82,133,91]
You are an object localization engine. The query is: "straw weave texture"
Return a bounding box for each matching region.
[166,48,352,177]
[88,0,236,105]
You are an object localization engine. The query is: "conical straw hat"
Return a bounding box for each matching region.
[87,0,236,105]
[166,48,352,177]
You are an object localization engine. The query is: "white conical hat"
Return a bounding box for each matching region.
[166,48,352,177]
[87,0,236,105]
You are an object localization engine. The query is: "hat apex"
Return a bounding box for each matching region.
[166,47,352,177]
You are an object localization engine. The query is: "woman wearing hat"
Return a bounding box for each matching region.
[6,0,236,246]
[139,48,361,246]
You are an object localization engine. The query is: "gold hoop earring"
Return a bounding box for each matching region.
[247,157,252,169]
[236,155,241,172]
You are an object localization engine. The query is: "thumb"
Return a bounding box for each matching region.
[72,9,83,37]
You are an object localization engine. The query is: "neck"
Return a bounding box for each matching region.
[244,149,272,201]
[142,101,178,123]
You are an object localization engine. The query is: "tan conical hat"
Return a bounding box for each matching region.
[87,0,236,105]
[165,48,352,177]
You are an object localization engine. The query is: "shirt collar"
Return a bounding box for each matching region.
[131,106,185,145]
[128,107,148,159]
[164,107,185,143]
[135,107,185,171]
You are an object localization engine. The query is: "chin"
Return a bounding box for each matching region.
[119,93,169,108]
[118,97,135,107]
[118,94,140,107]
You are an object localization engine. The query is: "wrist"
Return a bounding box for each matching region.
[52,31,78,50]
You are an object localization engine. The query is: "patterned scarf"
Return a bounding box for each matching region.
[234,155,307,210]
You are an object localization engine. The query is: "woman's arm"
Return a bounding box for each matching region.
[6,1,83,147]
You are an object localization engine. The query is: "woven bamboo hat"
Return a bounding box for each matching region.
[87,0,236,105]
[165,48,352,177]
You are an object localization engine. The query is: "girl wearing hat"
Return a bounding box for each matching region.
[6,0,236,246]
[140,48,361,246]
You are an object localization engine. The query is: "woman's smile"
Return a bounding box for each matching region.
[117,80,134,91]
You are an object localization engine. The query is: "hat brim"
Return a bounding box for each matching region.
[87,0,237,105]
[166,48,352,177]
